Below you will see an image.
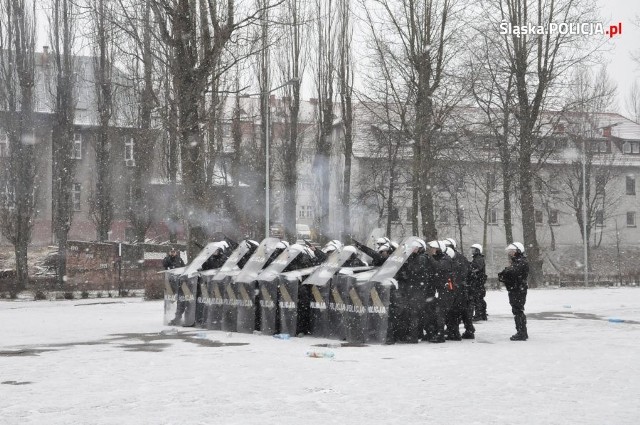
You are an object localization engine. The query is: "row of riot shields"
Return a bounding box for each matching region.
[163,235,423,345]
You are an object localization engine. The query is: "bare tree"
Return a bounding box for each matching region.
[484,0,601,286]
[364,0,464,240]
[0,0,38,293]
[276,0,307,242]
[337,0,353,239]
[88,0,116,242]
[48,0,78,286]
[559,67,622,265]
[625,80,640,124]
[114,0,158,242]
[312,0,338,243]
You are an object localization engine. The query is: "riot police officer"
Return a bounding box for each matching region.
[498,242,529,341]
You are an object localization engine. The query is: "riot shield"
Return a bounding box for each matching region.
[177,275,198,327]
[233,238,281,283]
[258,266,317,336]
[197,241,252,329]
[368,236,423,284]
[214,240,253,280]
[162,267,185,325]
[304,247,360,287]
[183,241,229,276]
[366,278,394,343]
[237,244,306,334]
[221,238,280,332]
[334,271,368,343]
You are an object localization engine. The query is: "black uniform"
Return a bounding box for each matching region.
[164,253,186,326]
[163,253,185,270]
[353,242,392,267]
[470,253,487,320]
[446,250,475,339]
[499,254,529,340]
[393,251,428,343]
[429,252,455,343]
[201,250,228,271]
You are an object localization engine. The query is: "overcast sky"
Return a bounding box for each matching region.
[34,0,639,120]
[601,0,640,116]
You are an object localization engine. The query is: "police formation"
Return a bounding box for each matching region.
[162,234,529,343]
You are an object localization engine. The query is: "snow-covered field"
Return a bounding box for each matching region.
[1,287,639,425]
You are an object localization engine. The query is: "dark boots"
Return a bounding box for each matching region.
[461,330,475,339]
[511,316,528,341]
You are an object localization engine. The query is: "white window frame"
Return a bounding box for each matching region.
[0,129,8,157]
[1,183,15,209]
[72,183,81,211]
[71,133,82,159]
[488,208,498,225]
[534,209,543,225]
[125,138,135,166]
[627,212,636,228]
[626,176,636,196]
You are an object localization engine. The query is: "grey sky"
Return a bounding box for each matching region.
[602,0,640,117]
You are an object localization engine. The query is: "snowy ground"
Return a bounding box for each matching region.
[1,287,639,425]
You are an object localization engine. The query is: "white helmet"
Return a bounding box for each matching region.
[322,240,343,253]
[444,238,457,249]
[445,247,456,259]
[506,242,525,254]
[276,241,290,250]
[343,245,358,255]
[377,242,391,253]
[428,240,447,252]
[471,243,483,254]
[408,238,426,251]
[390,241,399,250]
[290,243,305,252]
[375,237,391,247]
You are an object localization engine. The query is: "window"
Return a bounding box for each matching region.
[595,210,604,227]
[125,138,135,164]
[0,129,8,157]
[535,209,543,225]
[298,205,312,219]
[390,207,400,223]
[626,176,636,195]
[72,183,81,211]
[488,208,498,225]
[406,207,413,222]
[627,212,636,227]
[549,209,559,225]
[222,123,231,138]
[623,142,640,154]
[487,173,497,191]
[1,183,15,209]
[592,140,610,153]
[71,133,82,159]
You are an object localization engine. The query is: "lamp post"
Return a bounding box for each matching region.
[581,137,589,286]
[263,78,299,239]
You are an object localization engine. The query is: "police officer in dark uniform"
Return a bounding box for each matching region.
[164,247,186,326]
[425,240,452,343]
[353,237,398,266]
[163,247,185,270]
[395,239,428,343]
[498,242,529,341]
[443,238,475,340]
[469,243,488,321]
[201,242,230,271]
